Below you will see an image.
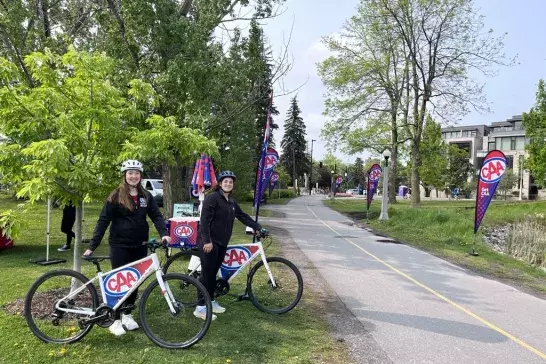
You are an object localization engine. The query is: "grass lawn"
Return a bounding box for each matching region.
[325,197,546,295]
[0,194,347,364]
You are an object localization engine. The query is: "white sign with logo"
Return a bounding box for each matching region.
[173,203,195,217]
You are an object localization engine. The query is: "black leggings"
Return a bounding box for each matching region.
[198,244,227,306]
[61,205,76,247]
[110,245,148,318]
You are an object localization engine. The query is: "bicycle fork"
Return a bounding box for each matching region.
[260,252,278,288]
[155,270,179,315]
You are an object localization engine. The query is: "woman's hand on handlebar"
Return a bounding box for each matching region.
[161,236,172,245]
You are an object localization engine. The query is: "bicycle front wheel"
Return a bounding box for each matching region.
[24,269,99,344]
[139,273,212,349]
[248,257,303,314]
[162,250,201,279]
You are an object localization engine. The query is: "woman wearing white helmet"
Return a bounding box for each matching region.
[84,159,171,336]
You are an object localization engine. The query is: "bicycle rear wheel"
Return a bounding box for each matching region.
[139,273,212,349]
[24,269,99,344]
[248,257,303,314]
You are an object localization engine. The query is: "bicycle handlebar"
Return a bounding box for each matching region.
[256,229,270,240]
[143,238,168,253]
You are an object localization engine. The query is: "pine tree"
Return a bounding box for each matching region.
[353,157,366,187]
[281,96,310,187]
[246,21,279,157]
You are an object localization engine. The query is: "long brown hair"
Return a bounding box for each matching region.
[107,173,148,211]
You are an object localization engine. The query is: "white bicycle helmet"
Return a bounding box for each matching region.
[121,159,143,173]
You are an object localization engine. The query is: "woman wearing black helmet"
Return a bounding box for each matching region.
[84,160,171,336]
[194,170,263,320]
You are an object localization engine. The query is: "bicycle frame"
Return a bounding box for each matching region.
[190,239,278,287]
[55,252,177,316]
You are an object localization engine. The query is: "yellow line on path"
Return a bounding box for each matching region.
[305,199,546,361]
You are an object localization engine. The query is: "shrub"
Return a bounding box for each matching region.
[505,215,546,268]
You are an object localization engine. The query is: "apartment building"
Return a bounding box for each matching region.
[441,115,535,199]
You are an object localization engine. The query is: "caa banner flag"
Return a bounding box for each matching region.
[253,91,274,208]
[255,148,279,204]
[268,171,280,196]
[474,150,507,234]
[366,164,382,211]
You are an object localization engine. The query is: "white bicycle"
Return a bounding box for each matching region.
[24,239,213,349]
[163,230,303,314]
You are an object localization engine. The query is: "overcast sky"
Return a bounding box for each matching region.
[253,0,546,163]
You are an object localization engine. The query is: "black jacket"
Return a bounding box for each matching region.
[89,190,168,251]
[198,189,261,247]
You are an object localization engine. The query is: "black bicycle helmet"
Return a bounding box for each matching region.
[218,170,236,182]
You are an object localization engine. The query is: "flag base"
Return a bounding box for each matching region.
[29,257,66,265]
[468,250,480,257]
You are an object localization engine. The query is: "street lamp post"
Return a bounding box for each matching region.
[310,139,316,195]
[379,149,391,221]
[518,154,524,201]
[330,170,335,197]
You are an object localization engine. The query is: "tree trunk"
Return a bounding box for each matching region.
[72,202,83,274]
[410,140,421,208]
[388,125,398,204]
[162,159,187,218]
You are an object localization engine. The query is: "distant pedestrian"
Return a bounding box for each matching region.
[58,202,76,252]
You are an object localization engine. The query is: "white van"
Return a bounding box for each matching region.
[142,179,163,197]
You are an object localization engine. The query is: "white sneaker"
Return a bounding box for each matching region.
[193,306,217,321]
[108,320,126,336]
[211,300,226,313]
[121,314,139,331]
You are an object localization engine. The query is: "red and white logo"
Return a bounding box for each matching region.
[104,268,140,297]
[222,246,260,270]
[263,154,278,170]
[174,225,194,238]
[369,168,381,181]
[259,149,279,171]
[480,158,506,183]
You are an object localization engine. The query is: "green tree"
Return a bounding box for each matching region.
[0,48,158,272]
[523,79,546,184]
[246,21,280,153]
[94,0,285,214]
[446,145,474,191]
[318,0,409,203]
[419,116,449,197]
[280,96,310,191]
[0,1,99,86]
[497,169,518,199]
[353,157,366,187]
[275,164,291,190]
[374,0,513,207]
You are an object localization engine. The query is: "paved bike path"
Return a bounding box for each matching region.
[262,196,546,364]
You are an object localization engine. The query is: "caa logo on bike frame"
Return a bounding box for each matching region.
[104,267,141,297]
[222,247,252,271]
[174,225,194,238]
[480,157,506,184]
